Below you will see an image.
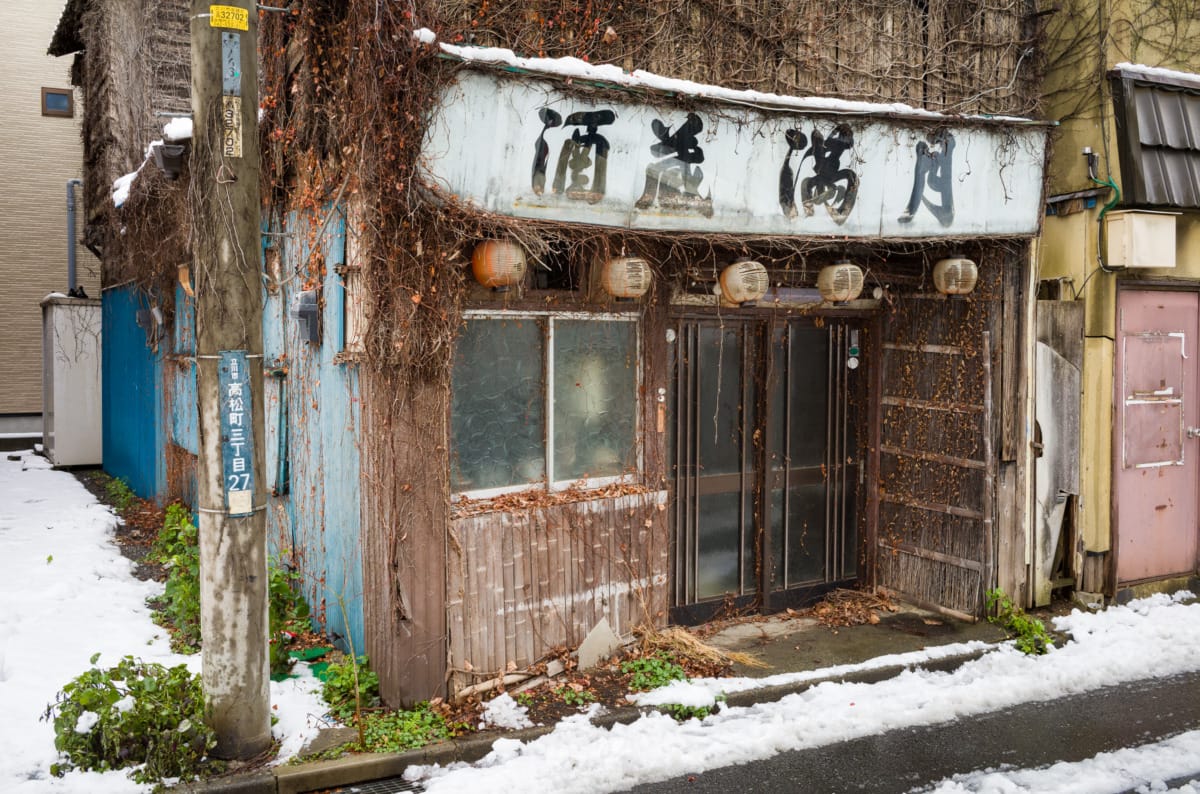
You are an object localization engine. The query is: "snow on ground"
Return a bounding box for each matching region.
[407,593,1200,793]
[0,452,329,793]
[479,692,533,731]
[4,449,1200,793]
[920,730,1200,793]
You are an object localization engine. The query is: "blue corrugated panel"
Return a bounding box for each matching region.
[101,285,164,499]
[263,206,364,655]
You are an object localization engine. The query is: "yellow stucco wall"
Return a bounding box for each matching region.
[0,1,100,415]
[1037,0,1200,563]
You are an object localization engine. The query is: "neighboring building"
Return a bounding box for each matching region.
[1039,1,1200,604]
[49,0,191,494]
[0,0,98,441]
[67,2,1052,706]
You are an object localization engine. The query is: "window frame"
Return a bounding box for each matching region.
[453,309,642,500]
[41,87,74,118]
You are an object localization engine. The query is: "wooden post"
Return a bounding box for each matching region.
[189,0,270,759]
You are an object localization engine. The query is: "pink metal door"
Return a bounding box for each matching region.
[1115,290,1200,583]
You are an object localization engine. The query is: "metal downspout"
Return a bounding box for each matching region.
[66,179,82,294]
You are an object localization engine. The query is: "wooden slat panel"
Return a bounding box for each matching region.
[882,396,984,414]
[880,445,986,470]
[873,264,1002,619]
[448,491,669,691]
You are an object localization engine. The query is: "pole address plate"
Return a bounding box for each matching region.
[209,4,249,30]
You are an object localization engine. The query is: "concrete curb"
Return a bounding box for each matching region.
[176,645,992,793]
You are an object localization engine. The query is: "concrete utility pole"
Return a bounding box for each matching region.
[189,0,270,759]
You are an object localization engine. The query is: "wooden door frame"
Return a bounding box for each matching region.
[668,310,870,623]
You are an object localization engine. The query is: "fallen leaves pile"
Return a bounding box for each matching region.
[802,588,899,628]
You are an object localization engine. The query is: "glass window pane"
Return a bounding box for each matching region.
[697,491,740,599]
[451,318,545,491]
[698,325,744,475]
[786,483,827,585]
[788,325,829,466]
[552,320,637,481]
[45,93,70,113]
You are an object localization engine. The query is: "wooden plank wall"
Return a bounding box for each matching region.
[875,263,1001,619]
[447,490,669,694]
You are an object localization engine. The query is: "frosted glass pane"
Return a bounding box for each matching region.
[698,325,743,475]
[552,320,637,481]
[786,483,827,584]
[451,318,545,491]
[697,491,740,599]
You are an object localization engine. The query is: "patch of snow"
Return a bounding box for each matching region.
[630,639,992,707]
[0,453,327,792]
[73,712,99,735]
[1112,62,1200,90]
[161,117,193,142]
[480,693,533,731]
[269,664,338,763]
[406,595,1200,794]
[111,168,143,208]
[921,730,1200,793]
[413,27,437,44]
[434,41,1037,123]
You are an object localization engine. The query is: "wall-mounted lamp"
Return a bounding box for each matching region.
[600,256,653,300]
[817,261,864,303]
[933,256,978,295]
[718,260,769,305]
[472,239,527,291]
[150,141,188,181]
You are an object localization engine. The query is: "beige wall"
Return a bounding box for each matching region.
[0,1,100,415]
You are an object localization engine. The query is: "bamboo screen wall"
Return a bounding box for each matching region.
[447,490,669,692]
[437,0,1038,117]
[876,264,1002,619]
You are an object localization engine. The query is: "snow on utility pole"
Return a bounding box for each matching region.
[189,0,270,758]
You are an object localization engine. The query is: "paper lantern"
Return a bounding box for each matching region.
[601,256,653,299]
[817,261,864,303]
[933,257,978,295]
[719,260,769,305]
[472,239,527,290]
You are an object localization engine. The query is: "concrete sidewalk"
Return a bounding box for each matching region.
[180,605,1013,794]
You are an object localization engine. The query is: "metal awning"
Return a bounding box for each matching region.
[1110,65,1200,208]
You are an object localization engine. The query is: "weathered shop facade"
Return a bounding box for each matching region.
[392,57,1048,699]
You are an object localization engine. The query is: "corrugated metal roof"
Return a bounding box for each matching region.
[1110,66,1200,209]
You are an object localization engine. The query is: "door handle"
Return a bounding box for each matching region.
[1188,426,1200,439]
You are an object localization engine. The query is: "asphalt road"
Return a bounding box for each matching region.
[631,670,1200,793]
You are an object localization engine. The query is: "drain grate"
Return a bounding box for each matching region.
[321,776,424,794]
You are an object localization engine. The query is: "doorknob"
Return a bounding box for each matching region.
[1188,426,1200,439]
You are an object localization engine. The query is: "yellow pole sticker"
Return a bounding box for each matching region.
[210,5,249,31]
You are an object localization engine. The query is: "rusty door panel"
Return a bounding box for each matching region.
[1115,290,1200,583]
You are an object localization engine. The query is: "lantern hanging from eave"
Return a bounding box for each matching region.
[600,256,653,299]
[933,256,978,295]
[472,239,527,290]
[817,261,864,303]
[719,260,769,305]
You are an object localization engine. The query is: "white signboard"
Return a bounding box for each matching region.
[421,71,1048,238]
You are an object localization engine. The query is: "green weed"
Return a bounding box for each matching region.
[149,505,311,675]
[986,588,1053,655]
[42,654,216,784]
[355,703,463,752]
[621,652,687,691]
[321,654,380,723]
[554,685,597,707]
[659,695,725,722]
[103,477,137,513]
